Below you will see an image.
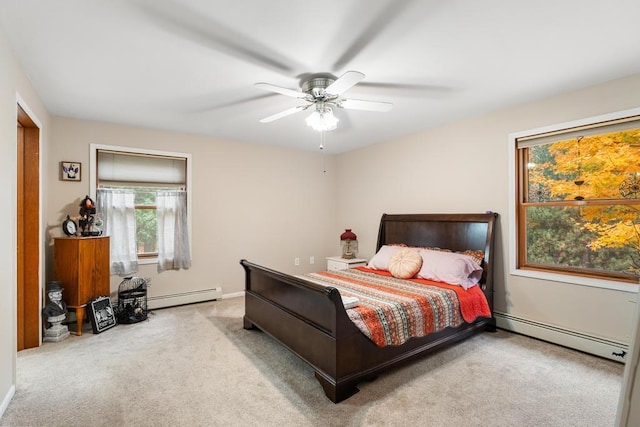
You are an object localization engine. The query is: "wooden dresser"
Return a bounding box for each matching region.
[54,236,110,335]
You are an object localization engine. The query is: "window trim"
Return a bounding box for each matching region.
[508,107,640,293]
[89,144,192,263]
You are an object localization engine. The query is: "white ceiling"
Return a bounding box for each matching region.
[2,0,640,153]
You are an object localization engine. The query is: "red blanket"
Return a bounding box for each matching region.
[304,267,491,347]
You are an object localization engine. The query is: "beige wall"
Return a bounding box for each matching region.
[47,117,338,299]
[335,73,640,345]
[0,27,51,414]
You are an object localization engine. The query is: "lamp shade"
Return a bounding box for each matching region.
[306,107,338,132]
[340,229,357,240]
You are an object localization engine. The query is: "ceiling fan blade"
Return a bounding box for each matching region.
[356,82,454,97]
[259,105,306,123]
[325,71,365,96]
[133,0,303,75]
[340,99,394,112]
[254,82,307,99]
[181,93,278,114]
[331,1,416,70]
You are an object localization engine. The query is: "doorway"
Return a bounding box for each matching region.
[17,104,40,350]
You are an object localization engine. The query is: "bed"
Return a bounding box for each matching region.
[240,212,498,403]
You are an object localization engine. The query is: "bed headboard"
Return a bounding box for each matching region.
[376,213,499,299]
[377,213,497,252]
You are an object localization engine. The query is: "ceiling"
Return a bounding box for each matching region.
[1,0,640,153]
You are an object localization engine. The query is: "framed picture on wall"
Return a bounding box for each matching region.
[60,161,81,181]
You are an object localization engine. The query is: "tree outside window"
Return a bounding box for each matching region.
[518,126,640,282]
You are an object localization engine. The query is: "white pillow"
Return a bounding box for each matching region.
[417,249,483,289]
[367,245,406,270]
[388,249,423,279]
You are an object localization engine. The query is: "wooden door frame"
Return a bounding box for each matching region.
[16,97,42,350]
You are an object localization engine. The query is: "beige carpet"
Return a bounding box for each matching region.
[1,296,624,426]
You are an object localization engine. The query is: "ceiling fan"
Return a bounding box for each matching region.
[254,71,393,131]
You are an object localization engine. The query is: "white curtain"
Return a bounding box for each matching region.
[156,190,191,272]
[96,188,139,276]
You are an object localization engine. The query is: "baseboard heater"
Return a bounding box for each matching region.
[147,287,222,310]
[494,311,629,363]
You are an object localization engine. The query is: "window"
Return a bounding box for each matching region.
[90,145,191,266]
[512,110,640,285]
[106,187,169,257]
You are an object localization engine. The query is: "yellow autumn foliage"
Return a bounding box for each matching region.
[528,129,640,251]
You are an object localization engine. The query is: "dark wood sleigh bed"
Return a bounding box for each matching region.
[240,212,498,403]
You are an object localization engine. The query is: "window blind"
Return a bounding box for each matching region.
[97,150,186,185]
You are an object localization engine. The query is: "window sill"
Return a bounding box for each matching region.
[138,257,158,266]
[511,268,638,293]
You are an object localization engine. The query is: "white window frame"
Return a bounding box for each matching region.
[508,107,640,293]
[90,143,192,265]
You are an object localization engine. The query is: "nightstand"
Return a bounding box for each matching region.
[326,256,368,271]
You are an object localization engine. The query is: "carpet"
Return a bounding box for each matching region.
[0,296,624,426]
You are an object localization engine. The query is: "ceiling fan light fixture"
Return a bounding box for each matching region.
[255,71,392,130]
[305,106,338,132]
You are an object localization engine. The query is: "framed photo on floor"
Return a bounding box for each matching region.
[87,296,116,334]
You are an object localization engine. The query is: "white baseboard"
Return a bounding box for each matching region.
[1,385,15,419]
[222,291,245,299]
[494,311,629,363]
[147,287,222,309]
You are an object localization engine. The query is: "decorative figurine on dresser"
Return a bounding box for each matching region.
[42,281,70,342]
[78,195,101,236]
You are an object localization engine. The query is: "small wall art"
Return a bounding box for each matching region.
[60,161,81,181]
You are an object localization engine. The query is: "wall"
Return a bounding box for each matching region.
[0,27,50,416]
[335,73,640,348]
[47,117,338,300]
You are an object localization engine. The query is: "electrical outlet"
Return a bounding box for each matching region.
[294,257,300,266]
[310,256,315,264]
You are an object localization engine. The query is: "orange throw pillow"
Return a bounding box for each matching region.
[388,249,423,279]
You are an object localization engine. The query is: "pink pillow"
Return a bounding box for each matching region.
[388,249,423,279]
[367,245,406,270]
[402,246,484,266]
[417,249,483,289]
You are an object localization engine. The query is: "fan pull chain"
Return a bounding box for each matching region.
[320,131,326,173]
